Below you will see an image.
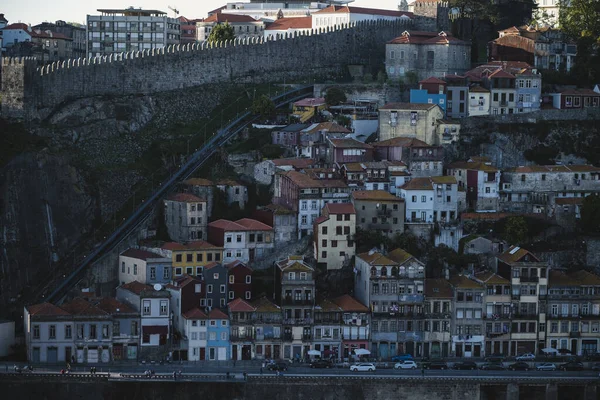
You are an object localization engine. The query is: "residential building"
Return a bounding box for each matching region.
[474,271,512,356]
[497,246,548,356]
[423,278,453,358]
[202,262,230,310]
[178,16,199,44]
[400,176,459,226]
[207,309,230,361]
[159,241,223,279]
[554,197,583,231]
[264,16,312,39]
[219,0,352,21]
[182,178,214,218]
[167,274,205,350]
[96,297,140,362]
[313,299,342,359]
[550,89,600,109]
[181,308,208,361]
[271,124,311,151]
[274,170,350,238]
[351,190,405,236]
[385,30,471,81]
[196,13,264,42]
[208,218,274,264]
[253,157,316,186]
[253,204,298,244]
[409,77,447,114]
[488,25,577,72]
[86,7,181,57]
[499,165,600,215]
[436,119,461,144]
[372,137,444,178]
[327,138,374,164]
[23,302,75,364]
[332,295,370,360]
[1,23,73,62]
[116,281,171,358]
[32,20,86,57]
[547,270,600,356]
[354,249,426,358]
[163,193,208,241]
[226,260,253,301]
[275,256,315,360]
[339,160,406,192]
[449,275,485,357]
[292,98,327,123]
[313,5,412,32]
[378,103,445,145]
[446,157,501,212]
[313,203,356,270]
[463,236,506,256]
[533,0,562,25]
[468,85,491,116]
[216,180,248,210]
[229,298,256,360]
[444,75,470,118]
[118,248,172,285]
[251,296,283,360]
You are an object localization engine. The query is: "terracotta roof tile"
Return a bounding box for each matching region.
[555,197,584,205]
[119,280,152,296]
[497,245,539,264]
[474,271,509,285]
[203,13,258,23]
[425,278,454,298]
[387,248,415,265]
[208,308,229,319]
[183,178,214,186]
[329,138,373,149]
[357,251,398,266]
[315,5,412,18]
[372,137,430,147]
[401,177,433,190]
[266,16,312,31]
[183,307,208,319]
[332,295,369,312]
[419,77,447,84]
[27,302,70,317]
[271,158,316,169]
[228,298,255,312]
[60,298,108,316]
[324,203,356,215]
[252,297,281,313]
[234,218,273,231]
[162,241,222,251]
[282,170,347,189]
[96,298,137,315]
[450,275,484,289]
[380,102,439,111]
[316,298,342,312]
[352,190,403,202]
[120,248,164,261]
[570,270,600,286]
[165,193,204,203]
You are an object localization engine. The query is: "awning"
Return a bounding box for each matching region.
[143,325,168,335]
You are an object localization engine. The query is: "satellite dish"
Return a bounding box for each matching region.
[153,283,162,291]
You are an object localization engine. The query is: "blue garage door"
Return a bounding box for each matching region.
[47,347,58,363]
[379,343,390,359]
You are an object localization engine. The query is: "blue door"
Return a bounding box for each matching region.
[379,343,389,359]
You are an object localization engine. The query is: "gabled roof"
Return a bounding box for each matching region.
[387,248,416,265]
[203,261,221,270]
[183,308,208,320]
[570,270,600,286]
[165,193,204,203]
[401,177,433,190]
[450,275,484,289]
[252,296,280,313]
[226,260,252,271]
[380,102,439,111]
[208,308,229,319]
[265,16,312,31]
[60,298,108,317]
[329,138,373,149]
[235,218,273,231]
[424,278,454,298]
[555,197,584,205]
[324,203,356,215]
[208,218,272,232]
[183,178,214,186]
[96,297,137,315]
[419,77,447,85]
[228,298,255,312]
[120,248,164,261]
[203,13,258,23]
[372,137,430,148]
[271,158,316,169]
[497,245,539,264]
[282,170,347,189]
[475,271,510,285]
[446,160,498,172]
[352,190,403,202]
[548,270,581,287]
[357,251,398,266]
[301,122,351,134]
[119,280,152,296]
[469,85,490,93]
[162,241,222,251]
[27,302,70,317]
[276,256,314,272]
[332,295,369,312]
[489,69,516,79]
[316,298,342,312]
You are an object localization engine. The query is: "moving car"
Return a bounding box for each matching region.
[310,360,332,369]
[453,361,477,370]
[394,361,418,370]
[516,353,535,361]
[391,354,413,362]
[480,363,506,371]
[559,361,584,371]
[425,361,449,370]
[536,363,557,371]
[508,362,530,371]
[350,363,376,372]
[591,363,600,371]
[267,362,288,371]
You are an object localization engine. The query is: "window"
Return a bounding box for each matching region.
[65,324,72,339]
[121,262,125,273]
[143,300,151,315]
[90,325,97,339]
[160,300,168,315]
[412,196,417,203]
[220,285,226,293]
[186,254,193,262]
[133,264,138,275]
[229,275,235,284]
[49,325,56,339]
[102,324,110,339]
[246,275,251,284]
[322,226,328,235]
[208,284,213,293]
[245,291,251,299]
[288,272,296,280]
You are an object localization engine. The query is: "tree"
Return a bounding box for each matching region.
[325,87,347,106]
[207,22,235,44]
[251,95,275,118]
[580,194,600,234]
[559,0,600,40]
[502,216,529,245]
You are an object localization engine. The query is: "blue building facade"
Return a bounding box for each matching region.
[207,309,230,361]
[410,89,447,114]
[515,72,542,113]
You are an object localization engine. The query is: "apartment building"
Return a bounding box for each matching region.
[312,299,342,358]
[449,275,485,358]
[400,176,459,225]
[446,157,500,212]
[332,295,370,360]
[351,190,405,236]
[423,278,453,358]
[378,103,444,145]
[208,218,274,264]
[497,246,548,356]
[474,271,512,356]
[163,193,208,242]
[196,13,264,42]
[313,203,356,270]
[118,248,171,286]
[372,137,444,178]
[86,7,180,57]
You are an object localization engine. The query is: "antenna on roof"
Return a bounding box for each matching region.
[168,5,179,17]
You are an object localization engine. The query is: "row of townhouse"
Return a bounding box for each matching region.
[354,245,600,360]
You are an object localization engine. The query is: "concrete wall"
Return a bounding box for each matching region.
[1,19,417,120]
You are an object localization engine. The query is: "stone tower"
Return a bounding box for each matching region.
[410,0,450,32]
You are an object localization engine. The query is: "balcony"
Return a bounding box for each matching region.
[398,294,424,303]
[398,331,424,341]
[302,334,313,341]
[314,318,342,324]
[230,334,255,342]
[486,331,510,339]
[283,298,314,306]
[483,313,511,320]
[570,332,581,338]
[424,312,452,319]
[377,208,392,217]
[512,313,538,319]
[519,276,539,283]
[283,333,293,341]
[282,318,313,326]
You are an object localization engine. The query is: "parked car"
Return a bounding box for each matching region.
[559,361,584,371]
[516,353,535,361]
[480,363,506,371]
[586,353,600,361]
[391,354,413,362]
[425,361,449,370]
[267,362,288,371]
[485,354,506,363]
[453,361,477,370]
[350,363,376,372]
[536,363,557,371]
[508,362,530,371]
[394,361,418,370]
[310,360,332,369]
[591,363,600,371]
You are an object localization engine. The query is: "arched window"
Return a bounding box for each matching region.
[370,267,377,277]
[381,266,388,277]
[399,266,406,277]
[391,266,399,277]
[408,266,415,278]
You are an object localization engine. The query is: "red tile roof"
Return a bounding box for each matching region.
[203,13,258,23]
[497,245,539,264]
[324,203,356,215]
[424,278,454,298]
[329,138,373,149]
[235,218,273,231]
[119,280,152,295]
[226,260,252,271]
[183,307,208,319]
[183,178,214,186]
[203,261,220,270]
[380,102,440,111]
[314,215,329,225]
[488,69,516,79]
[388,30,455,44]
[282,170,348,189]
[271,158,316,169]
[61,298,108,316]
[96,298,137,315]
[419,77,447,85]
[555,197,584,205]
[162,241,222,251]
[120,248,164,261]
[352,190,403,202]
[302,122,351,134]
[556,89,600,96]
[27,302,70,317]
[372,137,430,147]
[165,193,204,203]
[332,294,368,312]
[228,298,255,312]
[208,308,229,319]
[266,16,312,31]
